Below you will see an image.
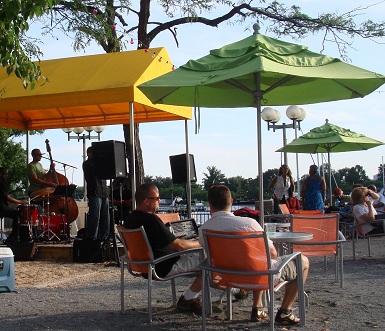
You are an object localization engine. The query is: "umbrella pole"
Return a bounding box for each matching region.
[328,150,332,205]
[184,120,192,218]
[255,73,264,227]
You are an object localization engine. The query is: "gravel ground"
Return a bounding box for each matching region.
[1,237,384,331]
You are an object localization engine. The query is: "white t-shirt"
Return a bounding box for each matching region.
[353,203,376,234]
[198,210,281,284]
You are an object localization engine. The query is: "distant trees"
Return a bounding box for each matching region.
[144,163,383,202]
[202,166,226,190]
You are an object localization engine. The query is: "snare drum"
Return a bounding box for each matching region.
[18,204,39,226]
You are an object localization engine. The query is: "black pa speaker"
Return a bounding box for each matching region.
[169,154,197,184]
[92,140,127,179]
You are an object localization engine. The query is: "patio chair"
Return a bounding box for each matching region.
[291,214,346,287]
[117,225,203,322]
[352,216,385,260]
[156,212,180,224]
[200,229,306,331]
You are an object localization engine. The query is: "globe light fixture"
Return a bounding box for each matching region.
[61,126,106,200]
[261,106,306,198]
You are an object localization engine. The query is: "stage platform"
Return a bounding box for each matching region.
[0,240,124,261]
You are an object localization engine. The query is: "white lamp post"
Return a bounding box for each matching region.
[62,126,105,201]
[261,105,306,198]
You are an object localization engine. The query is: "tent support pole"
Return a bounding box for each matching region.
[129,102,136,210]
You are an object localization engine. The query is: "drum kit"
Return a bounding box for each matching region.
[19,186,78,242]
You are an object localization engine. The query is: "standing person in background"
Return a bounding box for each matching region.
[83,146,110,241]
[268,164,295,214]
[301,165,326,211]
[26,148,57,196]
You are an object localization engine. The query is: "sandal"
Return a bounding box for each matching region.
[251,307,270,322]
[275,308,300,325]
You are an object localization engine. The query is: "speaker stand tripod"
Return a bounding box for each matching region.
[108,178,120,267]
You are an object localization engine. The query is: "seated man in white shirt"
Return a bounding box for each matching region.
[199,184,309,326]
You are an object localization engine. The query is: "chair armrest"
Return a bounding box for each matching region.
[199,261,279,276]
[273,252,302,273]
[154,247,204,264]
[338,231,346,242]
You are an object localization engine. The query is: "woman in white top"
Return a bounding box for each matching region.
[352,186,384,235]
[268,164,295,214]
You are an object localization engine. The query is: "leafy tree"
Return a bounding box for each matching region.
[0,0,60,89]
[0,129,29,195]
[225,176,244,198]
[202,166,226,190]
[263,168,279,194]
[33,0,385,188]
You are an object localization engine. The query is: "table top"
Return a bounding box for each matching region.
[267,231,313,243]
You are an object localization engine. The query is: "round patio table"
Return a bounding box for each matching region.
[268,231,313,255]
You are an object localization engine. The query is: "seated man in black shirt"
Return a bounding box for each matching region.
[124,184,202,315]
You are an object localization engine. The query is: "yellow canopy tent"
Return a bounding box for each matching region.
[0,47,191,130]
[0,48,192,209]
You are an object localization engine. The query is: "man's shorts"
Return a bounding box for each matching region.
[277,257,297,283]
[167,252,201,276]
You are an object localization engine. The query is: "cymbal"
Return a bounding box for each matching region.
[30,187,56,198]
[32,195,61,203]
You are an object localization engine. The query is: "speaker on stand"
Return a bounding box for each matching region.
[169,154,197,216]
[169,154,197,184]
[92,140,128,266]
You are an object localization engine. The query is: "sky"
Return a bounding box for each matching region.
[17,0,385,188]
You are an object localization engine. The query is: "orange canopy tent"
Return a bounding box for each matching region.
[0,47,191,130]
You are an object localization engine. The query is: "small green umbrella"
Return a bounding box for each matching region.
[277,119,384,197]
[139,24,385,223]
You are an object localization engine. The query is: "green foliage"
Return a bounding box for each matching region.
[145,163,378,202]
[0,128,28,194]
[202,166,226,190]
[0,0,60,88]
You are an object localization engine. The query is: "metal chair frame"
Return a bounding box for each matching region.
[352,217,385,260]
[291,214,346,287]
[117,225,203,322]
[200,229,306,331]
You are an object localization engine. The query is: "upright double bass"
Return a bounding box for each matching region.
[45,139,79,223]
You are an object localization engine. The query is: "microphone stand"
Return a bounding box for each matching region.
[41,156,77,170]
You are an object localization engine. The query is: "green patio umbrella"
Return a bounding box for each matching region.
[277,119,384,199]
[138,24,385,224]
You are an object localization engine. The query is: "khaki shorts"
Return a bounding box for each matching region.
[277,258,297,283]
[167,252,201,276]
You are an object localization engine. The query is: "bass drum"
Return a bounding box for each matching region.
[49,197,79,223]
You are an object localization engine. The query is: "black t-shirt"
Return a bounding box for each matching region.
[123,210,178,277]
[82,159,109,199]
[0,179,9,210]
